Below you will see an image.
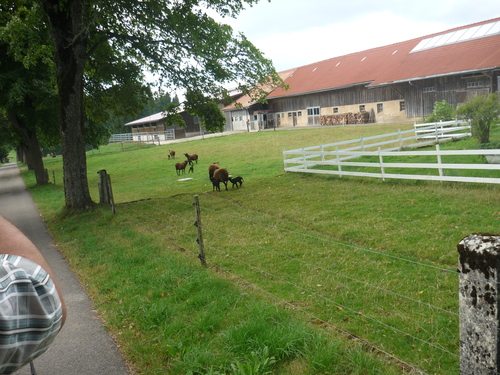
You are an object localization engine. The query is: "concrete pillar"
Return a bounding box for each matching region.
[458,233,500,374]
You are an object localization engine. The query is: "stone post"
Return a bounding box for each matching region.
[458,233,500,374]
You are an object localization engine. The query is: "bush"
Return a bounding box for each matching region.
[426,100,455,122]
[456,93,500,144]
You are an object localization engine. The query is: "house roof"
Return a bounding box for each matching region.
[125,112,165,126]
[222,68,297,111]
[266,17,500,99]
[125,103,187,126]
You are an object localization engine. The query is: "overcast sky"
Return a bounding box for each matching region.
[217,0,499,72]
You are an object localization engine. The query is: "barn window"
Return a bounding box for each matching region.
[399,101,405,111]
[307,107,320,116]
[423,86,436,93]
[254,115,258,120]
[359,105,365,111]
[288,112,292,117]
[377,103,384,113]
[333,107,339,113]
[467,81,485,88]
[298,111,302,116]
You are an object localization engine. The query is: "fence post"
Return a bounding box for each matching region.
[378,147,385,182]
[97,169,116,213]
[106,174,116,214]
[283,148,286,171]
[436,144,443,181]
[193,195,207,267]
[458,234,500,374]
[97,169,110,204]
[335,146,342,178]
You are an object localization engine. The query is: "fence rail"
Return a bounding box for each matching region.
[282,120,500,184]
[284,146,500,184]
[414,119,471,140]
[109,130,175,143]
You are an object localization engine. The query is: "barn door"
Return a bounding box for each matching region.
[307,107,320,126]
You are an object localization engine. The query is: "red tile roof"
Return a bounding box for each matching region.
[267,17,500,99]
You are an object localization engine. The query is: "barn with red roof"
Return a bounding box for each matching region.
[223,17,500,131]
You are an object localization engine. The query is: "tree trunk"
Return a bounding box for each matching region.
[7,110,48,185]
[41,0,93,209]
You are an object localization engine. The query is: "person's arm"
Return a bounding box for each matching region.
[0,215,67,327]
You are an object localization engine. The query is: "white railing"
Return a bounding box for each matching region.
[283,124,470,166]
[282,122,500,185]
[414,119,471,140]
[284,145,500,184]
[109,130,175,143]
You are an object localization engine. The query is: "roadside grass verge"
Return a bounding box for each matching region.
[23,123,500,374]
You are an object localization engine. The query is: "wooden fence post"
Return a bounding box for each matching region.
[335,146,342,178]
[193,195,207,267]
[458,233,500,374]
[97,169,116,213]
[106,174,116,214]
[436,144,443,180]
[378,147,385,182]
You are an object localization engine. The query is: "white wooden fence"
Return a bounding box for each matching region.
[283,121,500,185]
[109,130,175,143]
[414,119,471,140]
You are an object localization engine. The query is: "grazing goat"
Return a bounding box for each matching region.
[212,168,229,191]
[229,176,244,188]
[208,162,219,179]
[175,160,188,175]
[210,177,221,192]
[168,150,176,159]
[184,153,198,164]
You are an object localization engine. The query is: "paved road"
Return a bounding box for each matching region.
[0,163,134,375]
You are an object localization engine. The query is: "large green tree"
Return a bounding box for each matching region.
[1,1,152,187]
[34,0,282,210]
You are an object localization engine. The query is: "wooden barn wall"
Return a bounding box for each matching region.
[268,85,403,113]
[268,70,499,121]
[403,73,497,118]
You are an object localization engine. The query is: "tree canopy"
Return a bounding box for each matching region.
[1,0,283,209]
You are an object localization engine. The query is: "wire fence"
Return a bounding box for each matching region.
[116,194,465,375]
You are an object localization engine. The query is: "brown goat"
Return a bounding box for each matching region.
[212,168,229,191]
[168,150,176,159]
[208,162,219,179]
[184,153,198,164]
[175,161,188,175]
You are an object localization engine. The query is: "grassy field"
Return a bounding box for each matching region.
[21,123,500,374]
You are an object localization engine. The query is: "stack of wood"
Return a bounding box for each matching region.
[320,111,372,126]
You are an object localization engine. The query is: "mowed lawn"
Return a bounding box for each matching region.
[24,123,500,374]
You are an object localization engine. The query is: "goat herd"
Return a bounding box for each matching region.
[168,149,244,192]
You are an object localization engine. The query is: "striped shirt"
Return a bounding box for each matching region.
[0,255,63,374]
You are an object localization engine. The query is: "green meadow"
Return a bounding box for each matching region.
[21,123,500,374]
